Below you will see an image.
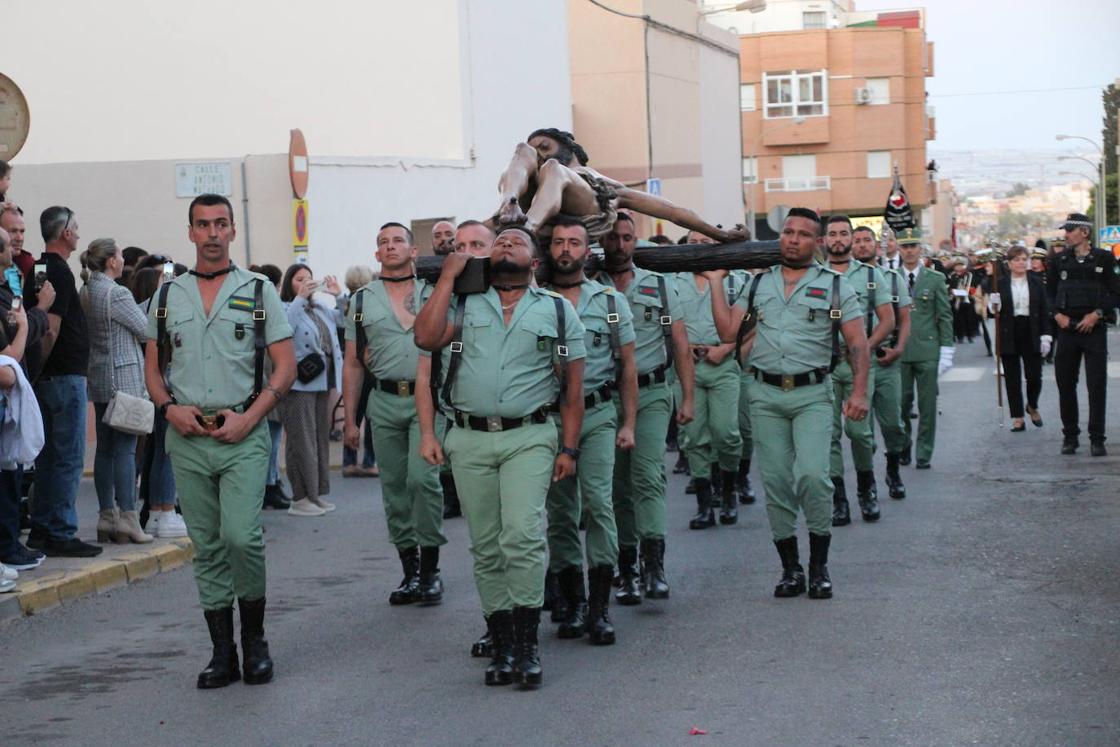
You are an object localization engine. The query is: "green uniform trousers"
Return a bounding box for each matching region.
[829,358,878,476]
[900,360,939,463]
[546,401,619,570]
[871,360,907,454]
[613,381,672,546]
[746,376,835,540]
[738,368,753,459]
[166,422,269,610]
[367,389,446,550]
[445,421,557,616]
[682,357,742,476]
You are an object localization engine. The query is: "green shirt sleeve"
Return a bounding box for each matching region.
[260,282,293,344]
[559,296,587,361]
[837,276,862,324]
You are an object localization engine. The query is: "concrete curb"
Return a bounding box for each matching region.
[5,538,194,618]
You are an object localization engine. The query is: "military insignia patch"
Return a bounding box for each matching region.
[805,287,828,299]
[228,296,254,311]
[639,286,660,297]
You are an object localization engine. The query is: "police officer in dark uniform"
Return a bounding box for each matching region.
[1046,213,1120,456]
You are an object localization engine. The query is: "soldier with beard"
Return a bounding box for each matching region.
[822,216,894,525]
[540,216,637,645]
[431,221,456,256]
[416,227,586,689]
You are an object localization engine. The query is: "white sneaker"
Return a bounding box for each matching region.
[0,563,17,581]
[147,510,164,536]
[0,577,15,593]
[311,497,336,513]
[287,498,326,517]
[157,511,189,538]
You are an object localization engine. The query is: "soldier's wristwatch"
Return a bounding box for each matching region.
[560,446,581,460]
[158,400,175,418]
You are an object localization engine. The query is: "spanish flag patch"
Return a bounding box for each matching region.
[805,287,828,299]
[228,296,255,311]
[638,286,660,297]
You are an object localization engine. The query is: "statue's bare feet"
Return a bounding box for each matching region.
[497,197,528,227]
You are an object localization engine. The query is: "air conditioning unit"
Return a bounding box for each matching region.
[854,87,872,105]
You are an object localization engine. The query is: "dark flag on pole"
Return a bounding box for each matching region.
[884,165,916,232]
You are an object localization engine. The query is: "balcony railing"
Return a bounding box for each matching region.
[764,176,831,192]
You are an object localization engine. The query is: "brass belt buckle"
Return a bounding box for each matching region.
[486,416,502,433]
[199,415,219,431]
[397,381,410,396]
[781,374,795,392]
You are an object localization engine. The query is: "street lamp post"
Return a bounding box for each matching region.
[1056,134,1106,230]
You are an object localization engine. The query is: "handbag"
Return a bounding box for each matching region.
[101,283,154,435]
[296,352,326,384]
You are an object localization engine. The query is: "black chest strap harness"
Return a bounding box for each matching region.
[735,272,842,373]
[888,270,900,348]
[865,265,878,338]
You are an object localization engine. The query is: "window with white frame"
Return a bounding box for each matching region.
[764,70,827,119]
[740,84,756,111]
[742,157,758,183]
[867,151,891,179]
[802,11,827,29]
[866,78,890,105]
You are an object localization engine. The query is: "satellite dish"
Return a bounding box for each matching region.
[767,205,791,233]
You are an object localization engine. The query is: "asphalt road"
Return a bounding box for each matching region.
[4,330,1119,746]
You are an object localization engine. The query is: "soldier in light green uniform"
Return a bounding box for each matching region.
[342,223,446,608]
[861,226,910,500]
[599,214,694,605]
[897,228,955,469]
[706,208,868,600]
[145,194,295,689]
[674,230,743,529]
[821,216,894,526]
[416,227,585,689]
[542,217,637,646]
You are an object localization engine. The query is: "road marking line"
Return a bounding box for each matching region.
[941,366,986,382]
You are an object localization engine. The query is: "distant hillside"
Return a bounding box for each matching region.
[931,149,1099,197]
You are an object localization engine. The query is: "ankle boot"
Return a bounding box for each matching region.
[417,546,443,605]
[688,479,716,529]
[238,597,273,685]
[556,566,587,639]
[389,547,420,605]
[807,533,833,600]
[511,606,543,688]
[586,565,616,646]
[484,610,514,685]
[545,569,568,622]
[471,621,492,658]
[197,607,240,689]
[737,459,756,504]
[672,452,689,475]
[719,469,738,524]
[640,537,670,599]
[709,462,722,494]
[96,508,118,543]
[772,536,806,598]
[115,510,154,544]
[262,483,291,510]
[831,476,851,527]
[885,453,907,499]
[856,470,881,522]
[615,546,642,606]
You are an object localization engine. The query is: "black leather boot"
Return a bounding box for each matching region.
[389,547,421,605]
[418,546,444,605]
[831,476,851,527]
[673,452,689,475]
[484,610,514,686]
[640,537,670,599]
[688,479,716,529]
[1061,437,1079,455]
[709,462,722,494]
[856,470,880,522]
[718,469,738,524]
[885,453,906,499]
[807,533,833,600]
[586,565,616,646]
[685,477,696,494]
[772,536,806,598]
[440,472,461,518]
[197,607,240,689]
[470,623,492,658]
[898,444,912,465]
[615,546,642,606]
[545,569,568,623]
[238,597,273,685]
[736,459,756,504]
[511,606,543,688]
[556,566,587,639]
[262,483,291,510]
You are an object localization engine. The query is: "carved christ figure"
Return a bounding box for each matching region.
[494,128,746,243]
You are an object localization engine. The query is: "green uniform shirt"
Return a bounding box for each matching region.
[882,266,913,309]
[674,272,738,346]
[838,260,891,348]
[344,279,430,381]
[598,267,677,376]
[443,287,586,418]
[145,266,292,409]
[736,264,861,374]
[553,279,635,395]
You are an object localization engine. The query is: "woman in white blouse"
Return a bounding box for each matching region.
[989,246,1052,431]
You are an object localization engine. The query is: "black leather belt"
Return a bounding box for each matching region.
[373,377,415,397]
[550,384,612,413]
[751,367,827,392]
[454,409,551,432]
[637,367,667,388]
